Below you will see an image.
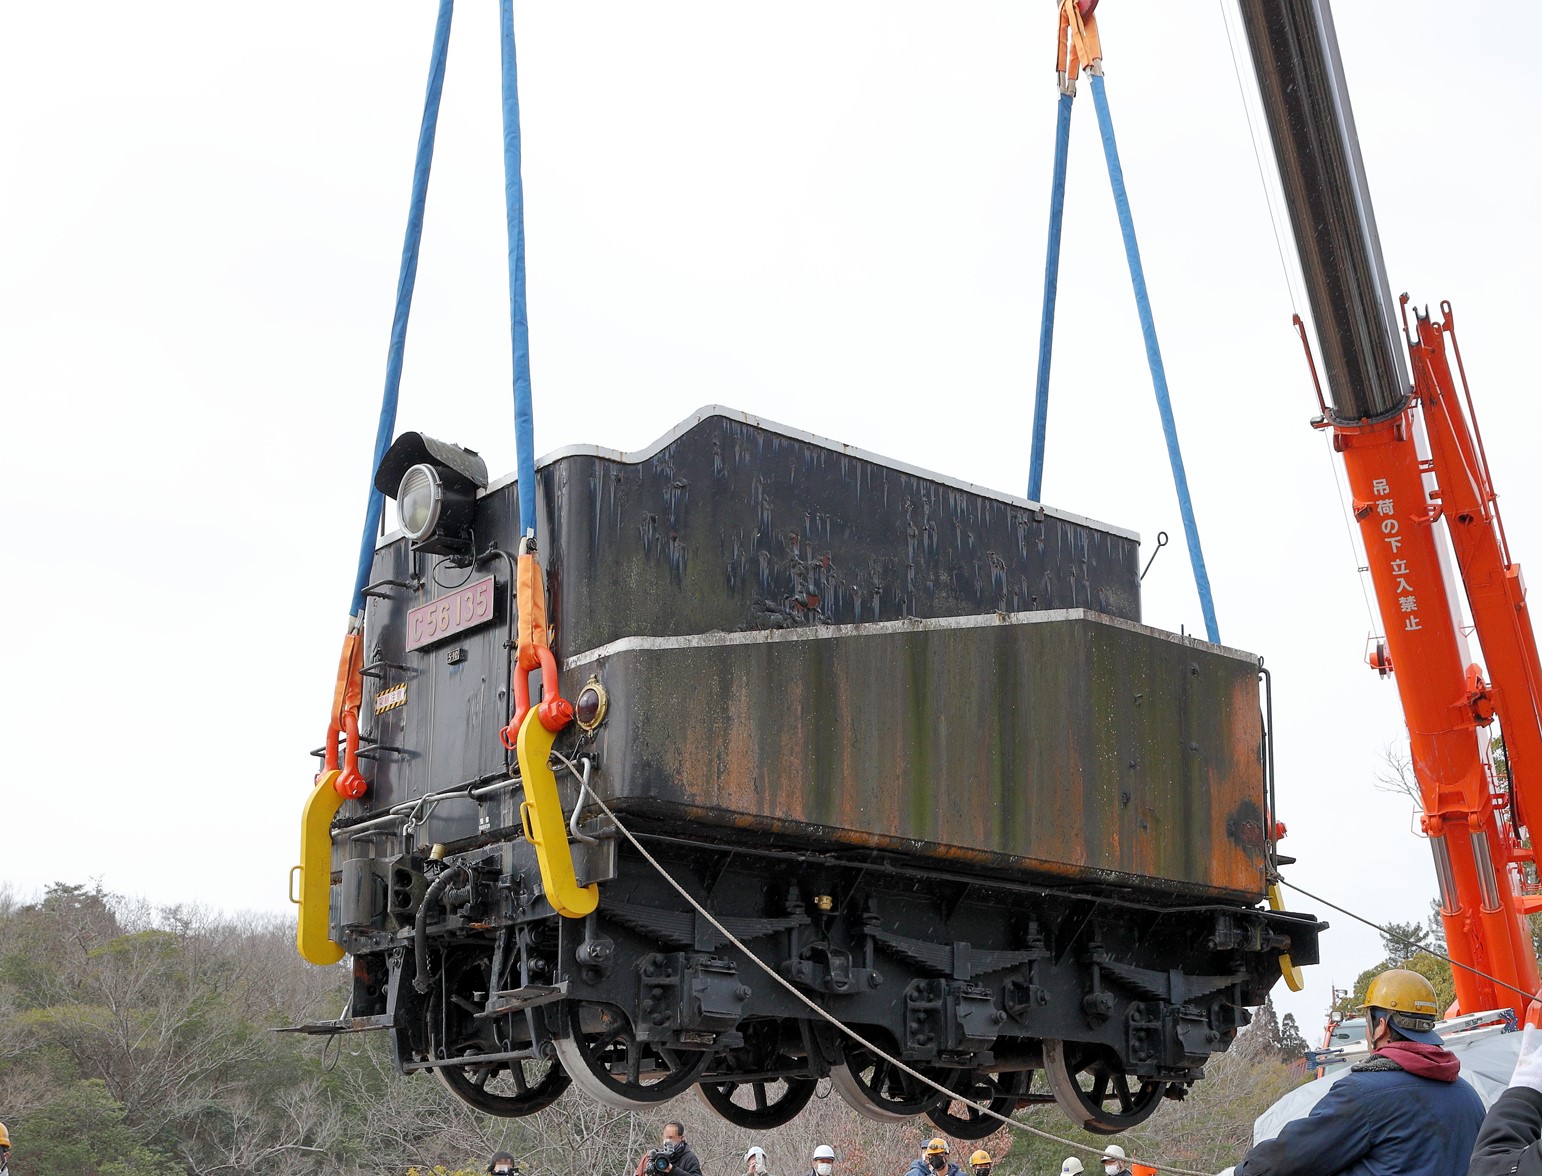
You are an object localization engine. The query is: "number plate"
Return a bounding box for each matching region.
[405,576,497,651]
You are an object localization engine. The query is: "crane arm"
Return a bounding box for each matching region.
[1236,0,1542,1015]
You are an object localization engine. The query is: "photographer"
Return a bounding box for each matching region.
[639,1121,704,1176]
[487,1152,518,1176]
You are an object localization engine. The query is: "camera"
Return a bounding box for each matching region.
[648,1144,680,1174]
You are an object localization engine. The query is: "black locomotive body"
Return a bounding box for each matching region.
[299,407,1320,1135]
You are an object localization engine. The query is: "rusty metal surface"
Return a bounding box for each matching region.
[574,609,1266,900]
[541,411,1143,653]
[356,410,1145,843]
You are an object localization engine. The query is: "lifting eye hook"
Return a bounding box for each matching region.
[333,710,368,799]
[501,644,574,747]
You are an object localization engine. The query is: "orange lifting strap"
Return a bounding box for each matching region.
[516,547,549,662]
[324,627,368,800]
[1057,0,1103,92]
[500,543,574,747]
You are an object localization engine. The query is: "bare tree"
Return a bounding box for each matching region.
[1374,742,1422,810]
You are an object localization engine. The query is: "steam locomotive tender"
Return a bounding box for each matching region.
[292,408,1321,1136]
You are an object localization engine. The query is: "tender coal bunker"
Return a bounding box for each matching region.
[539,412,1144,655]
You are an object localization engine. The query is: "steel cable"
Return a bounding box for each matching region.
[564,768,1217,1176]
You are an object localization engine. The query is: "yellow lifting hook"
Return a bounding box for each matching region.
[293,769,347,966]
[1268,882,1306,993]
[516,709,599,919]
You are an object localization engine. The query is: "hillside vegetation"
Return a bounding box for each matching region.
[0,884,1316,1176]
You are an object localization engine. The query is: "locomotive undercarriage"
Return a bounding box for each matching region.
[330,817,1317,1134]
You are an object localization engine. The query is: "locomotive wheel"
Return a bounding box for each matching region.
[925,1071,1026,1140]
[551,1001,712,1110]
[829,1042,955,1122]
[696,1075,818,1130]
[429,951,571,1117]
[1042,1039,1166,1134]
[435,1054,570,1118]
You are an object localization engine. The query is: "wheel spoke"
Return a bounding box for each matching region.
[870,1058,891,1097]
[1113,1074,1133,1113]
[752,1083,768,1112]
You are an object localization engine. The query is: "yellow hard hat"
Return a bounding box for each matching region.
[1361,968,1439,1017]
[970,1153,992,1167]
[0,1121,9,1146]
[1360,968,1442,1041]
[925,1139,950,1156]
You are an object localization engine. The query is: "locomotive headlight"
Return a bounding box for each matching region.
[373,432,490,559]
[397,464,442,541]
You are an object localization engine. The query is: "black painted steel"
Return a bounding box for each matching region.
[1237,0,1409,421]
[313,409,1321,1131]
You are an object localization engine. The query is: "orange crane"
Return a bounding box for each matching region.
[1237,0,1542,1016]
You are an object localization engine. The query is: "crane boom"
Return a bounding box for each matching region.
[1237,0,1542,1015]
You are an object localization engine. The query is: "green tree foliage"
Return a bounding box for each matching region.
[0,883,1315,1175]
[1379,920,1430,963]
[20,1079,180,1176]
[1277,1013,1309,1061]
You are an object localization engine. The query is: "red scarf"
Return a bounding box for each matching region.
[1372,1040,1462,1082]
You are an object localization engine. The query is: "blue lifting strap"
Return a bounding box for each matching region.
[348,0,456,618]
[1027,91,1074,505]
[1089,74,1220,643]
[499,0,539,542]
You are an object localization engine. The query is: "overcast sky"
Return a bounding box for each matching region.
[4,2,1541,1039]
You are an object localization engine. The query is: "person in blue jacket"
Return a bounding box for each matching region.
[1233,968,1483,1176]
[903,1139,963,1176]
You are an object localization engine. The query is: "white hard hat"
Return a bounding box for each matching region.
[1062,1161,1084,1176]
[1102,1147,1127,1162]
[814,1146,836,1161]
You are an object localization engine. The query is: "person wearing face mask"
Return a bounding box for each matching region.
[745,1146,771,1176]
[1099,1146,1132,1176]
[807,1144,836,1176]
[1232,968,1483,1176]
[968,1150,992,1176]
[487,1152,518,1176]
[905,1137,964,1176]
[646,1120,704,1176]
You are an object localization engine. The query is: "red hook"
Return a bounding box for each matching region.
[334,710,368,799]
[501,644,574,748]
